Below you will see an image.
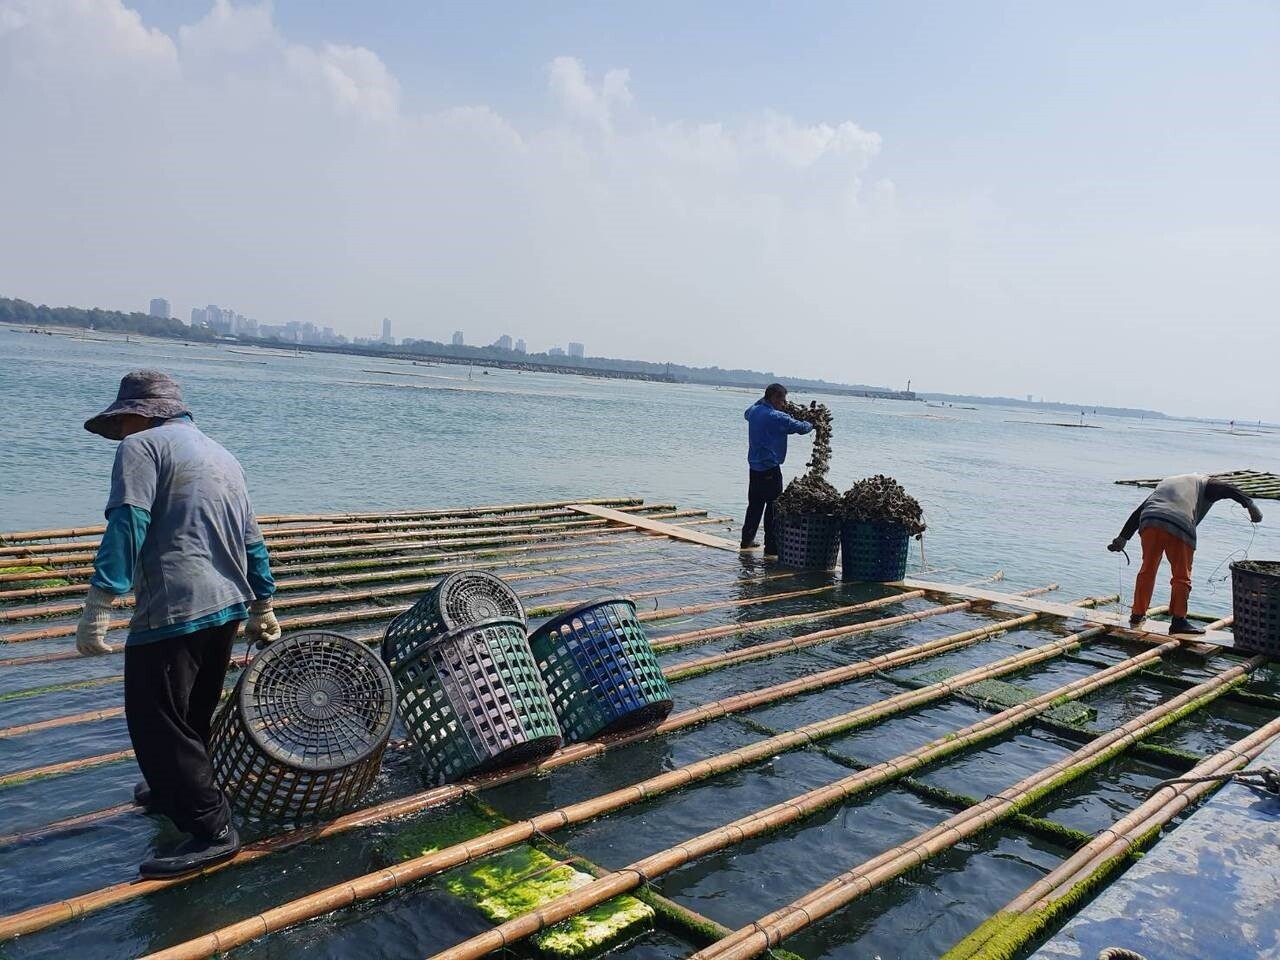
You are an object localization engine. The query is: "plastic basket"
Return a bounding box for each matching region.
[1231,560,1280,655]
[388,616,562,784]
[777,512,841,570]
[210,631,395,821]
[841,521,910,582]
[528,598,673,742]
[382,570,525,670]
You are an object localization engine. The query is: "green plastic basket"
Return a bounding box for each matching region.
[841,521,910,582]
[528,598,673,742]
[388,616,562,784]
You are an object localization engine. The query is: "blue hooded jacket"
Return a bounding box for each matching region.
[745,399,813,471]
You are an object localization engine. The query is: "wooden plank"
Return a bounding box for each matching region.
[898,578,1237,648]
[567,505,740,551]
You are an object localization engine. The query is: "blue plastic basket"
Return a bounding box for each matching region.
[527,598,673,742]
[778,512,841,570]
[841,521,910,582]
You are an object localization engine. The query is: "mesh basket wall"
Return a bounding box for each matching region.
[390,617,561,784]
[778,512,841,570]
[382,571,525,670]
[210,631,395,821]
[1231,560,1280,654]
[841,521,910,582]
[528,598,674,743]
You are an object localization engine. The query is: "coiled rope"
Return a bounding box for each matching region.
[1148,765,1280,798]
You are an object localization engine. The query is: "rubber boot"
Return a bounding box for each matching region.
[139,824,241,879]
[1168,617,1205,637]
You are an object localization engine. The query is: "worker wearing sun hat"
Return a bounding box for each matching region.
[76,370,281,878]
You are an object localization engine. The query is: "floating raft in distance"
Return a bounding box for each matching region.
[1115,469,1280,501]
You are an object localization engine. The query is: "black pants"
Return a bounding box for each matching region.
[742,467,784,552]
[124,621,238,838]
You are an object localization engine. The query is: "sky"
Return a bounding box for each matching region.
[1,1,1277,418]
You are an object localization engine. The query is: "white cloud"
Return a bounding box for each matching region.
[1,0,1276,417]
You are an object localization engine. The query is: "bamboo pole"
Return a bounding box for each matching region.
[0,497,645,544]
[0,514,728,591]
[946,712,1280,960]
[0,551,690,623]
[0,516,697,603]
[0,584,1036,932]
[113,600,1111,960]
[0,564,819,648]
[691,629,1249,960]
[417,629,1242,960]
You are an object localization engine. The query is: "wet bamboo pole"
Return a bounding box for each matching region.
[945,711,1280,960]
[0,497,646,544]
[0,551,689,623]
[118,599,1111,959]
[0,583,1034,930]
[0,501,666,558]
[0,513,656,568]
[0,563,819,649]
[691,628,1249,960]
[0,515,707,603]
[0,514,728,591]
[415,628,1242,960]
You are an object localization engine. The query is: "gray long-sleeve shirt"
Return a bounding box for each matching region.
[1117,473,1256,548]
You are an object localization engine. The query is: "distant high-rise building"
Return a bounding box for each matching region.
[381,317,392,344]
[495,334,513,351]
[567,342,585,359]
[148,298,170,319]
[514,338,527,354]
[190,307,207,326]
[452,331,465,346]
[548,346,566,357]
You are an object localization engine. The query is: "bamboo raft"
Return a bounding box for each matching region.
[1,496,1277,960]
[1115,468,1280,501]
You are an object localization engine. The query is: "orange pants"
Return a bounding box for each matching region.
[1131,527,1194,619]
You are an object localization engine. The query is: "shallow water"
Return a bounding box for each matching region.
[2,327,1279,959]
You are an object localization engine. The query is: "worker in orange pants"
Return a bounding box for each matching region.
[1109,473,1261,635]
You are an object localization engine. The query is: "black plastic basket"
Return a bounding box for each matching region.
[528,597,674,742]
[841,521,910,582]
[210,631,395,821]
[1231,560,1280,655]
[382,570,525,670]
[777,512,841,570]
[388,616,562,784]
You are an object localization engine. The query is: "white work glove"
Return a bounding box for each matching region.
[245,597,282,648]
[75,585,117,656]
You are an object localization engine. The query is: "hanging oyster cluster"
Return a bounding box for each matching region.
[773,400,927,534]
[776,401,840,515]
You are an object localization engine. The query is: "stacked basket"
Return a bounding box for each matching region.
[382,572,562,784]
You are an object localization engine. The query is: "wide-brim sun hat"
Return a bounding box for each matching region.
[84,370,192,440]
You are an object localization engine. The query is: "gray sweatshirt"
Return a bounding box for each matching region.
[1117,473,1256,548]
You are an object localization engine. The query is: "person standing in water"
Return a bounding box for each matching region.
[1109,473,1262,635]
[741,382,814,558]
[75,370,282,877]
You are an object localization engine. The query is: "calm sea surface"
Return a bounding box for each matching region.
[3,324,1276,614]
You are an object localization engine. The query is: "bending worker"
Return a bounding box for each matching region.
[742,382,813,557]
[1109,473,1262,635]
[75,370,282,878]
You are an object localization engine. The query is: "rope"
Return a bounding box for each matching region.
[1204,503,1258,597]
[1098,949,1149,960]
[1148,765,1280,798]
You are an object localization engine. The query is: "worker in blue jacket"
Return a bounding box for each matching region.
[75,371,281,878]
[742,383,814,557]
